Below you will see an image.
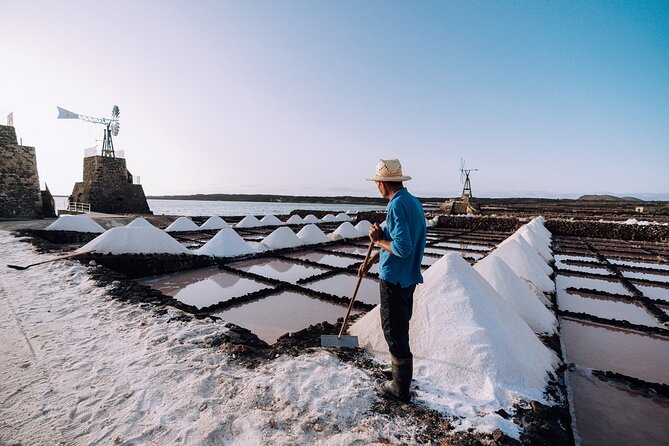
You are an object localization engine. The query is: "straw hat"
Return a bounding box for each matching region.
[367,159,412,182]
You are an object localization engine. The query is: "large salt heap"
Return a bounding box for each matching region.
[302,214,319,224]
[200,216,229,230]
[354,220,372,236]
[285,214,304,225]
[196,227,255,257]
[350,252,558,436]
[320,214,338,223]
[77,227,190,255]
[235,215,263,228]
[486,239,555,293]
[335,212,351,222]
[45,215,106,233]
[296,224,330,245]
[516,225,553,263]
[260,227,303,250]
[329,222,363,240]
[126,217,155,228]
[165,217,200,232]
[260,215,284,226]
[474,255,557,334]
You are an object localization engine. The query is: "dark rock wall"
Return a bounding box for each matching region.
[70,155,151,214]
[0,125,43,218]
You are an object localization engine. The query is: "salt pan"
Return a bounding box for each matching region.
[487,239,555,292]
[200,216,229,230]
[260,227,303,250]
[285,215,304,225]
[45,215,105,233]
[302,214,319,224]
[126,217,155,228]
[260,215,284,226]
[330,222,364,240]
[77,227,189,255]
[236,215,263,228]
[296,224,330,245]
[196,227,255,257]
[350,252,558,437]
[475,255,557,334]
[165,217,200,232]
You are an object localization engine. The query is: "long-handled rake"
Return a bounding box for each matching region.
[7,252,86,270]
[321,241,374,348]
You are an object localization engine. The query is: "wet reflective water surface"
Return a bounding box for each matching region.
[140,267,270,309]
[557,291,662,327]
[229,258,328,283]
[211,291,355,344]
[285,252,359,268]
[304,274,380,305]
[567,368,669,446]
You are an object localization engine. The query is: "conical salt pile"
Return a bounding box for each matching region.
[350,253,557,436]
[517,225,553,262]
[260,227,303,250]
[354,220,372,236]
[335,212,351,222]
[285,214,304,225]
[235,215,263,228]
[296,224,330,245]
[487,239,555,292]
[302,214,319,224]
[330,222,363,240]
[200,216,229,230]
[126,217,155,228]
[196,227,255,257]
[77,227,189,255]
[475,255,557,334]
[45,215,105,233]
[165,217,200,232]
[260,215,284,226]
[528,217,551,239]
[321,214,338,222]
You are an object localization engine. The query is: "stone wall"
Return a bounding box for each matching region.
[0,125,43,218]
[70,155,151,214]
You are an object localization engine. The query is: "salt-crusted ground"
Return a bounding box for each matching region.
[0,230,422,445]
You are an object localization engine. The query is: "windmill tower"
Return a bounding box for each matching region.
[59,105,151,214]
[460,158,478,201]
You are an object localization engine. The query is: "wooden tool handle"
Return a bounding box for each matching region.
[338,241,375,339]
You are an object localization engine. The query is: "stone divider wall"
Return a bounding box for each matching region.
[0,125,43,218]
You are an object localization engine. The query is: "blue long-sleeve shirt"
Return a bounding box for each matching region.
[378,187,426,288]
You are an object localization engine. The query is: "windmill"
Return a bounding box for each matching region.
[460,158,478,199]
[57,105,120,157]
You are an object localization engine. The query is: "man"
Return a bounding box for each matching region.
[359,158,426,402]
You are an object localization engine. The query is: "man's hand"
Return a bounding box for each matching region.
[369,223,383,243]
[358,251,380,277]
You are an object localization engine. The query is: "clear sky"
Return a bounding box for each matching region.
[1,1,668,199]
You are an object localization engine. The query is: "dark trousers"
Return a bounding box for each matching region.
[379,279,416,360]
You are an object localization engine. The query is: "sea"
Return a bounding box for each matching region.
[54,197,385,217]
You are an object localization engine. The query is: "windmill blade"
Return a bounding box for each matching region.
[57,106,80,119]
[112,105,120,119]
[112,121,120,136]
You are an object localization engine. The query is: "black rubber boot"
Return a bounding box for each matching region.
[381,365,392,380]
[382,355,412,402]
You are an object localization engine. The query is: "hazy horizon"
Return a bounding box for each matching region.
[2,1,667,199]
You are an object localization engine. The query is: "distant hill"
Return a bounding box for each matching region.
[577,194,643,202]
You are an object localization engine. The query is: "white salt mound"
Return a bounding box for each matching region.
[236,215,263,228]
[488,239,555,293]
[501,233,553,276]
[302,214,319,224]
[200,216,229,230]
[350,253,558,437]
[126,217,155,228]
[335,212,351,222]
[260,215,284,226]
[321,214,338,223]
[77,227,189,255]
[624,218,638,225]
[330,222,364,240]
[45,215,105,233]
[296,224,330,245]
[165,217,200,232]
[516,226,553,263]
[285,214,304,225]
[195,227,255,257]
[475,255,557,334]
[260,227,303,250]
[354,220,372,236]
[527,218,551,240]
